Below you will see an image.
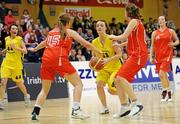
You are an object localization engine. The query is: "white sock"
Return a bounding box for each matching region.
[72,102,80,110]
[34,104,41,108]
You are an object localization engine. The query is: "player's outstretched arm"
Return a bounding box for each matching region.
[109,19,138,42]
[28,40,47,52]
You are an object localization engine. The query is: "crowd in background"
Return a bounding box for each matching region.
[0,1,180,63]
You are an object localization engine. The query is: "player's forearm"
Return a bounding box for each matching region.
[173,39,180,46]
[34,41,46,51]
[106,54,122,63]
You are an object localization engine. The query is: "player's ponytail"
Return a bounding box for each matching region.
[58,13,71,40]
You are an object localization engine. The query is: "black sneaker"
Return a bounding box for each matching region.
[161,90,168,102]
[167,91,172,102]
[31,112,38,120]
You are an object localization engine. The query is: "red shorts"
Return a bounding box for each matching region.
[155,62,171,73]
[116,56,147,82]
[40,57,76,80]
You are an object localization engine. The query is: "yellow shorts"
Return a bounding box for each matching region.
[96,69,118,92]
[1,66,23,82]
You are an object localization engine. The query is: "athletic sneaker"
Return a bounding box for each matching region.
[24,94,30,106]
[0,101,5,110]
[167,91,172,102]
[113,106,131,118]
[100,108,110,115]
[161,90,168,102]
[128,103,143,116]
[31,112,39,120]
[71,108,90,120]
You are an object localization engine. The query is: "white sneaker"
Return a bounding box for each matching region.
[113,106,130,118]
[24,94,30,106]
[71,108,90,120]
[128,103,143,116]
[100,107,110,115]
[0,101,5,110]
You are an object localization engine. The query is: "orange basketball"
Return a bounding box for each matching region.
[89,57,104,71]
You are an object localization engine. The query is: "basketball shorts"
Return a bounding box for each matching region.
[116,56,147,82]
[155,61,171,73]
[96,69,118,92]
[41,57,76,80]
[1,66,23,82]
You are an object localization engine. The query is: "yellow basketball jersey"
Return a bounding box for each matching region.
[1,36,24,69]
[92,35,122,71]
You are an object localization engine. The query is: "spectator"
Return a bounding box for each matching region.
[22,9,30,23]
[76,49,86,61]
[69,49,78,61]
[4,9,15,27]
[0,24,10,49]
[0,1,9,23]
[84,29,94,42]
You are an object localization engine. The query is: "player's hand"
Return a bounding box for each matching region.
[101,58,109,65]
[168,42,175,48]
[168,42,174,47]
[28,47,37,52]
[109,35,117,41]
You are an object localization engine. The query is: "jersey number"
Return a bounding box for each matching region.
[47,35,61,46]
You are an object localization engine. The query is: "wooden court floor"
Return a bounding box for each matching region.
[0,90,180,124]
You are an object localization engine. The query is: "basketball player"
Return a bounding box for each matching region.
[92,20,126,114]
[150,16,179,102]
[29,13,102,120]
[109,3,148,118]
[0,24,30,109]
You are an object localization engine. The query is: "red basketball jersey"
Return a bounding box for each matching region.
[154,28,173,63]
[42,28,73,64]
[127,20,148,66]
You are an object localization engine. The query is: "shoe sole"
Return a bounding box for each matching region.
[129,105,143,116]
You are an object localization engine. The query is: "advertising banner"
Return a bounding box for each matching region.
[64,7,91,18]
[70,60,174,96]
[7,63,69,102]
[172,58,180,90]
[44,0,144,8]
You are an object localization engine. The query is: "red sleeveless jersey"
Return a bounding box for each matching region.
[154,28,173,63]
[127,20,148,65]
[42,28,73,64]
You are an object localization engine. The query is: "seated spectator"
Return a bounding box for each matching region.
[0,24,9,49]
[0,1,9,23]
[69,49,78,61]
[76,49,86,61]
[84,49,92,61]
[22,9,30,23]
[84,29,94,42]
[4,9,15,27]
